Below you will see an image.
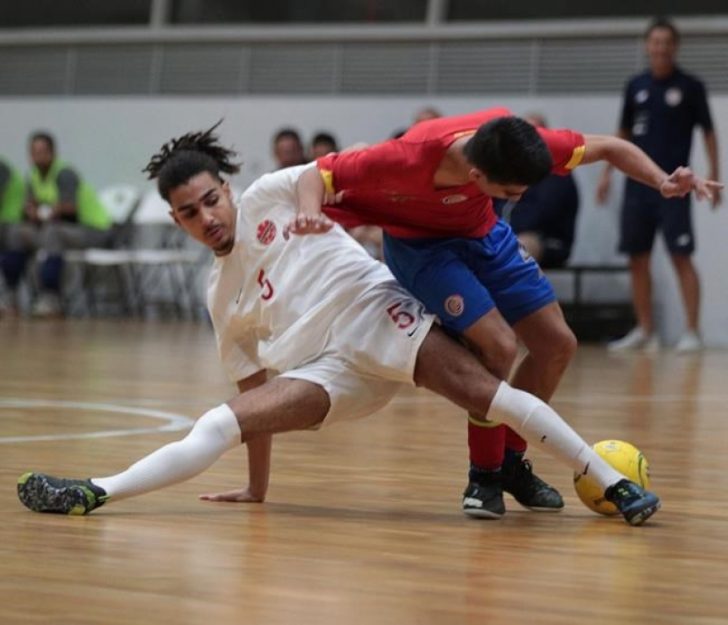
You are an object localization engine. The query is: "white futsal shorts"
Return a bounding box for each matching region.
[279,280,435,428]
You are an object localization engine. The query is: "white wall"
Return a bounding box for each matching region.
[1,95,726,345]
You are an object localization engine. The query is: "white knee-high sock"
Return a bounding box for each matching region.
[92,404,241,501]
[486,382,624,489]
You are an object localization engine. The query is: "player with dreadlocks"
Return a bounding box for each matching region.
[17,123,661,526]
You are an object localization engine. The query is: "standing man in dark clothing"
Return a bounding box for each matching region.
[598,17,721,352]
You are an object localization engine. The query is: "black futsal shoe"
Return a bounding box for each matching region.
[17,472,108,515]
[604,479,661,526]
[462,469,506,519]
[502,456,564,511]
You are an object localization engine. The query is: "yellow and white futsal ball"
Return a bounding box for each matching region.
[573,440,650,515]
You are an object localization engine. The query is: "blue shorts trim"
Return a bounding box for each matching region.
[383,220,556,333]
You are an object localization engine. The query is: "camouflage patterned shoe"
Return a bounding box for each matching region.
[17,472,108,515]
[604,479,661,526]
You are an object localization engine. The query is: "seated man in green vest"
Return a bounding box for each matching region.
[2,132,111,316]
[0,158,26,315]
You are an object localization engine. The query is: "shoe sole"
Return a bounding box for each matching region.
[463,508,504,519]
[504,490,565,512]
[627,500,661,526]
[516,504,564,513]
[463,498,505,519]
[17,472,90,515]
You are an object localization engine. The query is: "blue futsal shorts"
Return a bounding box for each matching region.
[383,220,556,333]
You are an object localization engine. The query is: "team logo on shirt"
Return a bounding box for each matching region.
[444,294,465,317]
[256,220,277,245]
[665,88,683,107]
[635,89,649,104]
[442,194,469,205]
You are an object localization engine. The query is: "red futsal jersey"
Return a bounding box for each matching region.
[317,108,586,239]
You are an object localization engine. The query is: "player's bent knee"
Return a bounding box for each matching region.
[414,327,500,414]
[530,324,577,366]
[187,404,243,451]
[554,327,578,361]
[475,333,518,380]
[464,316,518,378]
[478,334,518,379]
[228,378,331,436]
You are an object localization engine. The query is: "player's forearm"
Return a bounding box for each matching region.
[585,135,667,190]
[614,144,667,190]
[235,371,271,500]
[296,166,325,218]
[705,131,720,181]
[245,434,272,501]
[600,128,631,175]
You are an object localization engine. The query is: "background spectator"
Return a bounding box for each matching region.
[272,128,308,169]
[0,158,25,315]
[310,131,339,159]
[1,132,111,317]
[597,17,721,352]
[413,106,442,124]
[495,113,580,268]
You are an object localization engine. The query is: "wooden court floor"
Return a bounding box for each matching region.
[1,319,727,625]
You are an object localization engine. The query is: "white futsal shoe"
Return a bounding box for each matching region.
[675,330,703,353]
[607,327,659,352]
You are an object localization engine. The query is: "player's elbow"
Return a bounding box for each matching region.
[583,135,628,165]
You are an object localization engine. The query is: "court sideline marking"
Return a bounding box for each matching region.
[0,398,194,444]
[4,393,725,443]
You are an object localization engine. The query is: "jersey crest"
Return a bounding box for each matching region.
[665,88,683,107]
[444,294,465,317]
[442,194,469,205]
[256,220,277,245]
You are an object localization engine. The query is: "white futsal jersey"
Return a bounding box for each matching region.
[207,164,433,422]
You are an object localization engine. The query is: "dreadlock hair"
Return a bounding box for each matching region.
[463,117,552,186]
[143,121,241,202]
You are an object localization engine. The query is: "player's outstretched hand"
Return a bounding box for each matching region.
[283,213,334,239]
[660,166,723,204]
[659,166,695,198]
[199,486,265,503]
[694,177,723,208]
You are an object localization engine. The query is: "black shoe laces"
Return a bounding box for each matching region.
[518,459,534,475]
[509,459,549,494]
